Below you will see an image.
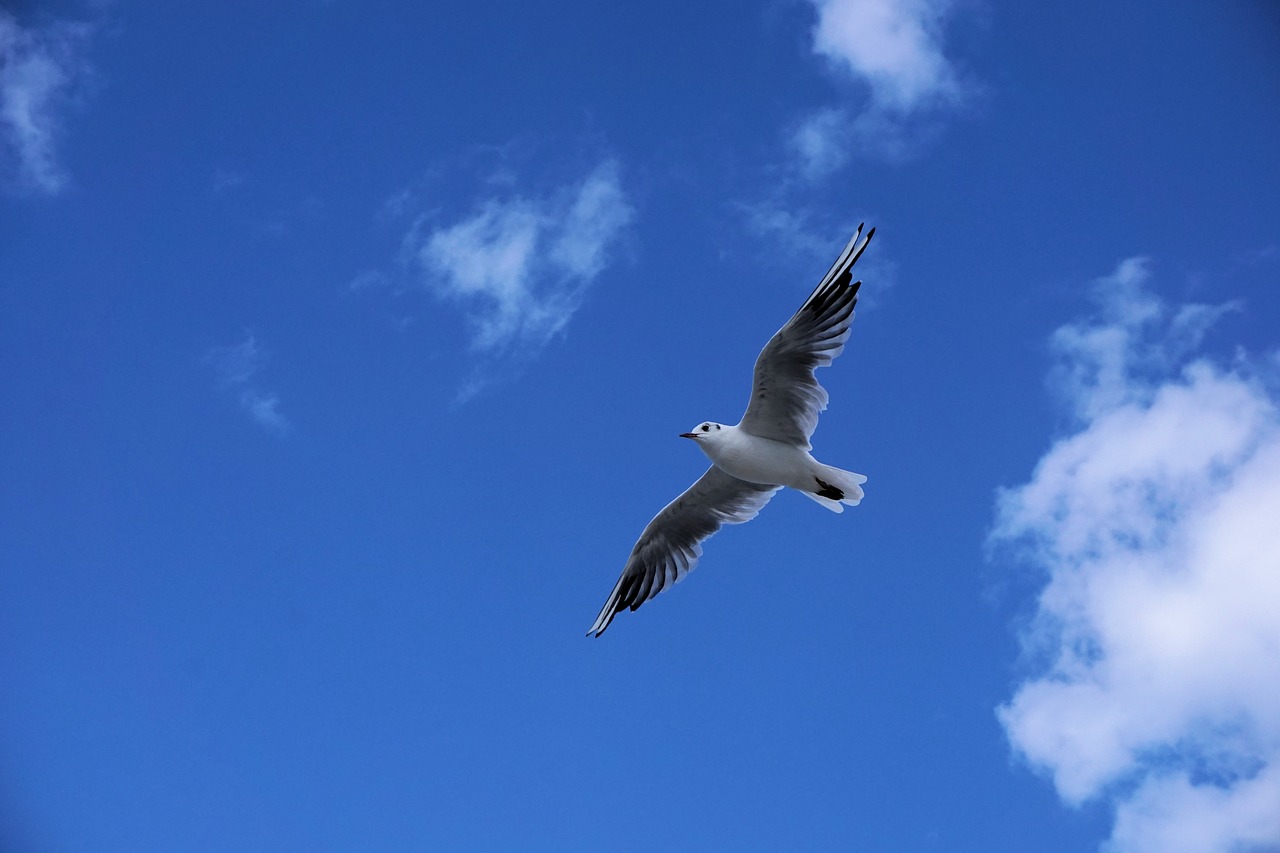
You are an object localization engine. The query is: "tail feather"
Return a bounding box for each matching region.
[800,490,845,513]
[810,463,866,508]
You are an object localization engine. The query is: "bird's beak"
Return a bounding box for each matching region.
[679,432,699,439]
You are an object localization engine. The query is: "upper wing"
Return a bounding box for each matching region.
[738,224,874,450]
[586,466,780,637]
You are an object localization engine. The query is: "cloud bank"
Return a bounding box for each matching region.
[405,158,633,356]
[992,259,1280,852]
[204,334,290,434]
[0,11,91,194]
[796,0,966,170]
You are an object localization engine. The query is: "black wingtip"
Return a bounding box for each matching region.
[849,226,875,267]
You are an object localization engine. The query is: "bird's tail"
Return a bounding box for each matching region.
[801,464,867,514]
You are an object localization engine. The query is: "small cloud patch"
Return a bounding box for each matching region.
[0,11,94,195]
[409,158,633,355]
[204,334,291,434]
[790,0,972,170]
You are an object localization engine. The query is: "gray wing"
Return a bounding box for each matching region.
[738,224,874,450]
[587,466,780,637]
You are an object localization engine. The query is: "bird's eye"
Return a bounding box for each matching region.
[701,424,710,432]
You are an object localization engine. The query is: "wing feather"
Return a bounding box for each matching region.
[586,467,780,637]
[738,225,874,449]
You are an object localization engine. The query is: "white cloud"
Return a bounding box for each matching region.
[549,162,633,280]
[811,0,960,110]
[796,0,966,167]
[239,390,289,433]
[790,107,850,180]
[992,259,1280,852]
[204,334,291,434]
[0,11,91,194]
[740,200,834,259]
[408,158,632,355]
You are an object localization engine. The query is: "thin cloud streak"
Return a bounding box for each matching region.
[204,334,291,434]
[992,259,1280,853]
[0,11,91,194]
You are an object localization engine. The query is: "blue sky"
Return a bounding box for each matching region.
[3,2,1279,850]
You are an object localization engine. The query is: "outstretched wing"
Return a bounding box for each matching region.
[587,466,780,637]
[738,224,874,450]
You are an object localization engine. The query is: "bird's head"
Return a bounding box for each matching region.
[680,422,726,441]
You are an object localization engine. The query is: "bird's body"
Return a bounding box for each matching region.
[700,424,809,489]
[685,423,865,513]
[587,224,875,637]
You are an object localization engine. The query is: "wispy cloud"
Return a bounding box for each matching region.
[737,200,895,306]
[355,154,633,402]
[374,157,632,402]
[793,0,969,170]
[409,158,632,355]
[740,200,838,260]
[743,1,967,257]
[992,259,1280,852]
[239,390,289,433]
[811,0,961,111]
[210,168,246,195]
[789,107,851,180]
[204,334,291,434]
[0,11,92,195]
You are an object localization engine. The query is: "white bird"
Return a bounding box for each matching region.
[587,224,874,637]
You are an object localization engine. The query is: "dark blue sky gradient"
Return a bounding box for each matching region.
[2,2,1278,850]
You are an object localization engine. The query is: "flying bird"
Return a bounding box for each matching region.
[587,224,874,637]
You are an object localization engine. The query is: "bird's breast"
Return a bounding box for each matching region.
[703,432,809,487]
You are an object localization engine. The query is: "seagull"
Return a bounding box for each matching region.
[587,224,875,637]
